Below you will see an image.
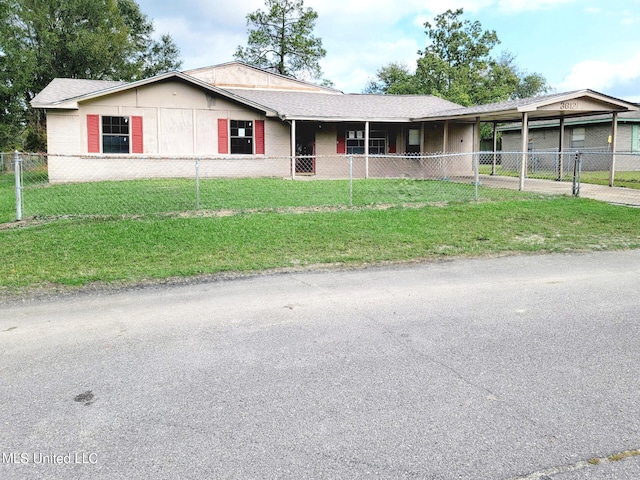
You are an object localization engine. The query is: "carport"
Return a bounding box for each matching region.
[416,90,639,190]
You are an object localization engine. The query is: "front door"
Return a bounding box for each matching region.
[296,124,316,174]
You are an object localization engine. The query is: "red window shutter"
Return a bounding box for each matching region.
[337,126,346,154]
[218,118,229,154]
[255,120,265,154]
[131,116,143,153]
[87,114,100,153]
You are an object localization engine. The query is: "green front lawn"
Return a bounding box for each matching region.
[1,197,639,291]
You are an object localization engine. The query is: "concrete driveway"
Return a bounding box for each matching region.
[1,251,640,479]
[478,174,640,206]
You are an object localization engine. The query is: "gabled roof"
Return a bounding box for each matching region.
[420,90,639,123]
[30,71,280,117]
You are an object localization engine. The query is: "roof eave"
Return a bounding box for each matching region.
[281,115,419,123]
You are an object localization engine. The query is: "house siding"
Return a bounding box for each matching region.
[47,113,82,155]
[42,73,477,183]
[45,80,295,182]
[499,122,640,172]
[500,122,637,152]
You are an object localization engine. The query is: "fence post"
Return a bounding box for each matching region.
[572,152,582,197]
[14,150,22,221]
[609,150,616,187]
[195,159,200,210]
[473,152,480,201]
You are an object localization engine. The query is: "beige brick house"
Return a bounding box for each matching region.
[32,62,638,183]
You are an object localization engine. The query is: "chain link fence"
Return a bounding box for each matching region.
[3,150,640,223]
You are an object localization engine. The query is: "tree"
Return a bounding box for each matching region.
[366,8,550,106]
[0,0,182,151]
[234,0,327,82]
[494,51,551,100]
[364,62,418,95]
[416,8,500,105]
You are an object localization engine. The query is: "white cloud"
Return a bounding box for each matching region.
[496,0,576,12]
[556,52,640,94]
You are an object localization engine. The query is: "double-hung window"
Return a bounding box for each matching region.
[230,120,253,154]
[102,116,130,154]
[218,119,265,155]
[87,114,143,154]
[345,129,387,155]
[369,130,386,154]
[346,130,365,155]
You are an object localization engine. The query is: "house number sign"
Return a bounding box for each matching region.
[560,101,579,110]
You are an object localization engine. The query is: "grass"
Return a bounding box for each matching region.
[1,196,639,291]
[580,171,640,189]
[479,165,640,189]
[3,175,531,221]
[2,174,639,292]
[0,173,15,223]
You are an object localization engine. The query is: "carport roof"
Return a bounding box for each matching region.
[417,89,639,123]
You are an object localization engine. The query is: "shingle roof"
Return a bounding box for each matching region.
[420,90,638,122]
[31,78,126,106]
[427,91,579,118]
[220,88,462,121]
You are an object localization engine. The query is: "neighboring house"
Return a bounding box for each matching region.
[31,62,638,183]
[500,110,640,152]
[498,110,640,172]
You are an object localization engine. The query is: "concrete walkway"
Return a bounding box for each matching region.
[478,174,640,206]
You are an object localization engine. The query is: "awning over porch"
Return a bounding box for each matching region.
[415,89,638,124]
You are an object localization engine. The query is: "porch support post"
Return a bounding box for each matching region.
[609,112,618,187]
[420,123,425,154]
[365,121,370,179]
[291,119,296,179]
[474,117,481,151]
[519,112,529,191]
[443,120,449,154]
[492,122,498,175]
[558,116,565,180]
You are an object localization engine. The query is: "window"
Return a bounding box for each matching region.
[88,115,142,154]
[218,119,264,155]
[102,116,130,154]
[230,120,253,154]
[346,130,365,154]
[346,129,386,154]
[571,127,585,149]
[406,127,421,153]
[369,130,386,154]
[408,129,420,146]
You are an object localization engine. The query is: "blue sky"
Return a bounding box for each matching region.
[136,0,640,101]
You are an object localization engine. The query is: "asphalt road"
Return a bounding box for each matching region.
[1,251,640,480]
